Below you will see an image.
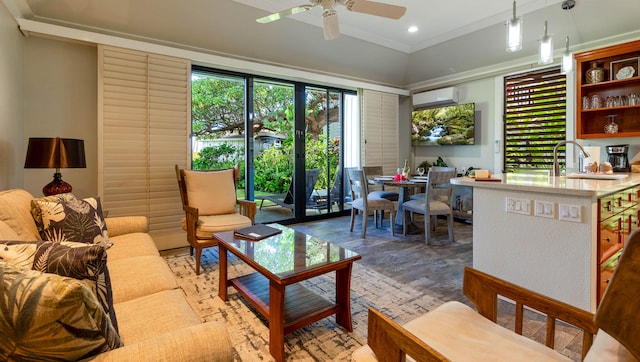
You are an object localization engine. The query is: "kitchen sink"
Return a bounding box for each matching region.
[565,172,629,180]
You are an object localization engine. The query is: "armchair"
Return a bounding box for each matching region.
[175,165,256,274]
[354,229,640,361]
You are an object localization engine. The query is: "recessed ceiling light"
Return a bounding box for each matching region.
[408,26,418,33]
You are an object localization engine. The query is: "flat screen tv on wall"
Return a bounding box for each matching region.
[411,103,475,146]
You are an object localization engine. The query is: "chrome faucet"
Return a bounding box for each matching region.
[552,141,590,177]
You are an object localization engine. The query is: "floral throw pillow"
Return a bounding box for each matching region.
[0,261,122,360]
[33,241,118,332]
[35,197,112,248]
[30,193,76,237]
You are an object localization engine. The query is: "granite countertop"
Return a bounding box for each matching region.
[451,172,640,197]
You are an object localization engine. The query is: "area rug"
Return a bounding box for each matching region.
[163,247,445,361]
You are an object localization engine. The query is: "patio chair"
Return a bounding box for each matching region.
[256,169,320,212]
[175,164,256,275]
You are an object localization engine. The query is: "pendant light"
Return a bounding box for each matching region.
[506,0,523,52]
[561,36,574,73]
[538,20,553,64]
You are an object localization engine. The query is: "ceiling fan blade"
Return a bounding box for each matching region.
[346,0,406,19]
[256,4,313,23]
[322,9,340,40]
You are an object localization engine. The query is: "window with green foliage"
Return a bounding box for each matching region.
[504,67,566,173]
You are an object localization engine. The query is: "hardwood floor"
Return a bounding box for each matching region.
[290,213,585,361]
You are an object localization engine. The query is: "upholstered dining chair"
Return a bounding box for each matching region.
[409,166,456,201]
[402,168,457,243]
[175,165,256,274]
[347,168,395,238]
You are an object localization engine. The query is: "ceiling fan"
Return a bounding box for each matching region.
[256,0,407,40]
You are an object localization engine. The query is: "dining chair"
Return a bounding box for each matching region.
[175,165,256,274]
[402,168,457,243]
[347,168,395,238]
[410,166,456,201]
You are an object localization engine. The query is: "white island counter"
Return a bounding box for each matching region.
[452,172,640,312]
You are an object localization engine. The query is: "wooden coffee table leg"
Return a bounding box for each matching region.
[269,281,286,362]
[335,263,354,331]
[218,245,228,301]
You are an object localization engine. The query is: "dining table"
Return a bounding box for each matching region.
[372,176,426,234]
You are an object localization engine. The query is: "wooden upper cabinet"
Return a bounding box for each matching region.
[575,40,640,139]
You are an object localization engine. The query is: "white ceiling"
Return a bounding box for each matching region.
[234,0,565,53]
[6,0,640,89]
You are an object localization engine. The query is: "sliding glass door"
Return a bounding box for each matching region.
[191,66,355,224]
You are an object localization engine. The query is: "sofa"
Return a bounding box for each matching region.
[0,188,233,361]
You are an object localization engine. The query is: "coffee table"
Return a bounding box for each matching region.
[214,223,361,362]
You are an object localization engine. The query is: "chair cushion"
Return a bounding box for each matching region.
[0,261,122,361]
[33,197,112,248]
[353,301,571,362]
[584,330,638,362]
[369,190,399,201]
[352,197,395,211]
[183,169,237,216]
[181,213,252,239]
[402,199,450,214]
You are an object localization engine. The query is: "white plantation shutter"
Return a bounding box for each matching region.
[98,45,190,242]
[362,89,399,174]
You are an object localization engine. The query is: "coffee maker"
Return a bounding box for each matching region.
[607,144,630,172]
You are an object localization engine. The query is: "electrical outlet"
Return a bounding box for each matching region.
[559,204,582,223]
[535,200,555,218]
[506,197,531,215]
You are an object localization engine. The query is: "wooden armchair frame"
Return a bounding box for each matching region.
[175,164,256,274]
[368,266,599,361]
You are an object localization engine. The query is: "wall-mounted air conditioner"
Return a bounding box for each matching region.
[412,87,458,108]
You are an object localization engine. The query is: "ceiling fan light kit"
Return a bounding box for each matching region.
[256,0,406,40]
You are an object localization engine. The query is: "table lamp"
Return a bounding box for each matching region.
[24,137,86,196]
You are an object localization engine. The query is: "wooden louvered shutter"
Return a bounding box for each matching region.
[504,67,567,172]
[98,45,190,249]
[362,89,399,174]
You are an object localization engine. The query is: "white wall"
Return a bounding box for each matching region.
[22,37,97,198]
[409,78,497,174]
[0,3,24,190]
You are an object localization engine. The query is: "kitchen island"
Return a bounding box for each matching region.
[452,172,640,312]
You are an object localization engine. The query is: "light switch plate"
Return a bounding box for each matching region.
[506,197,531,215]
[534,200,555,218]
[559,204,581,223]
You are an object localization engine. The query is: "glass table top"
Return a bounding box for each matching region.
[216,223,360,278]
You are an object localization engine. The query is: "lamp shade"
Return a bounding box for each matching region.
[24,137,86,196]
[24,137,86,169]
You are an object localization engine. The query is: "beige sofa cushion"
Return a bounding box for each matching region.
[352,301,571,362]
[183,169,237,216]
[0,220,21,240]
[114,289,200,344]
[108,255,178,304]
[107,232,160,261]
[0,189,41,241]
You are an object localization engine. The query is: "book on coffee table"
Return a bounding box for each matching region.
[234,224,282,241]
